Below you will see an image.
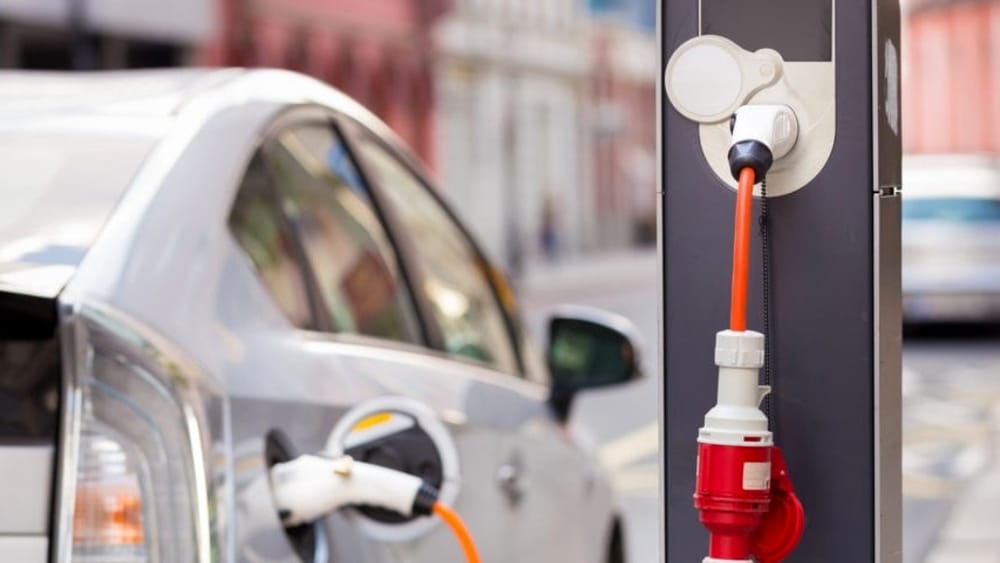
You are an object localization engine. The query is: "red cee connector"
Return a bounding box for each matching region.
[695,439,771,561]
[694,328,774,563]
[751,447,805,563]
[693,330,804,562]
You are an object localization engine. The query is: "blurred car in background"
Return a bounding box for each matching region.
[0,69,641,563]
[902,155,1000,324]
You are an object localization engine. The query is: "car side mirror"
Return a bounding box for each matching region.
[546,306,644,421]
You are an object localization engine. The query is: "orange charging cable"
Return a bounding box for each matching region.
[730,166,756,332]
[433,501,481,563]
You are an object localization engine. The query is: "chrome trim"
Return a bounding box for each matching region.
[51,300,87,563]
[873,192,903,563]
[873,0,903,560]
[183,402,212,563]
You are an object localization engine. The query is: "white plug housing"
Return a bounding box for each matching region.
[730,105,799,161]
[663,34,835,197]
[699,330,773,447]
[270,455,424,526]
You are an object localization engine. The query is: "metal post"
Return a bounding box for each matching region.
[658,0,902,561]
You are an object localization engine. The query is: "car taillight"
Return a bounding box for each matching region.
[72,426,146,560]
[61,319,208,563]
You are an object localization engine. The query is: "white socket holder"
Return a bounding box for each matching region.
[664,34,835,196]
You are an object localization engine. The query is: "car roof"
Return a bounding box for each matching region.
[0,69,241,118]
[0,68,392,127]
[903,154,1000,200]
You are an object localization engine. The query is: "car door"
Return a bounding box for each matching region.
[226,109,522,562]
[340,121,616,563]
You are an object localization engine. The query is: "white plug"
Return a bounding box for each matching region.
[270,455,430,526]
[699,330,773,447]
[730,105,799,161]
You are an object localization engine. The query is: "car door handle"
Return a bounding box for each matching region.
[496,460,524,506]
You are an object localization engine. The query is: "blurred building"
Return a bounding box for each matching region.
[201,0,449,166]
[0,0,212,69]
[434,0,656,276]
[903,0,1000,153]
[587,1,657,249]
[586,0,655,32]
[434,0,592,275]
[2,0,658,274]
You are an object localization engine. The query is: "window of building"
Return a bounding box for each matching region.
[264,123,422,344]
[348,131,519,373]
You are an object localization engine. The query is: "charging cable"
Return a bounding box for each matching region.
[270,454,481,563]
[727,104,797,330]
[730,165,756,331]
[690,103,804,563]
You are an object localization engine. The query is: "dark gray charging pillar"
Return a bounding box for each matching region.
[659,0,902,561]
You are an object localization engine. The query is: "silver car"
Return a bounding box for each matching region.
[902,155,1000,323]
[0,70,641,563]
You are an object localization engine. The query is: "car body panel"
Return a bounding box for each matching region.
[0,69,622,562]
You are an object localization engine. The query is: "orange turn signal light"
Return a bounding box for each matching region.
[73,483,145,547]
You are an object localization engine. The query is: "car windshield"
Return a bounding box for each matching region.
[902,197,1000,223]
[0,126,157,281]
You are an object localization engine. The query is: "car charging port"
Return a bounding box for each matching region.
[341,415,444,524]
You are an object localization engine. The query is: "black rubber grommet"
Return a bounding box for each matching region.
[728,140,774,181]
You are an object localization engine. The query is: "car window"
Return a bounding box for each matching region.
[902,197,1000,223]
[263,123,422,344]
[229,153,316,329]
[348,131,519,373]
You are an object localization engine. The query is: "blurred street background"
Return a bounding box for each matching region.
[3,0,1000,561]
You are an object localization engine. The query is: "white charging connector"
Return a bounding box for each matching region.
[727,104,799,183]
[730,105,798,161]
[270,455,435,527]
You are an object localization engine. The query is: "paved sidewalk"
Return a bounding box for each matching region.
[925,403,1000,563]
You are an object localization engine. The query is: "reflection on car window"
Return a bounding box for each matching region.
[265,124,422,344]
[350,132,519,373]
[229,154,315,329]
[902,198,1000,222]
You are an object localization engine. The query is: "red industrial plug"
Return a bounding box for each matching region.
[694,328,775,563]
[695,437,771,561]
[751,447,805,563]
[693,329,804,563]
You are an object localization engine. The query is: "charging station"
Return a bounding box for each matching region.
[659,0,902,560]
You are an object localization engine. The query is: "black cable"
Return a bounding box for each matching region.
[759,177,775,431]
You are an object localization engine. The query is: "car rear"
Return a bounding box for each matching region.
[0,73,214,561]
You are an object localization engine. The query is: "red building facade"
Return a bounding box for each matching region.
[589,26,657,246]
[904,0,1000,153]
[202,0,450,166]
